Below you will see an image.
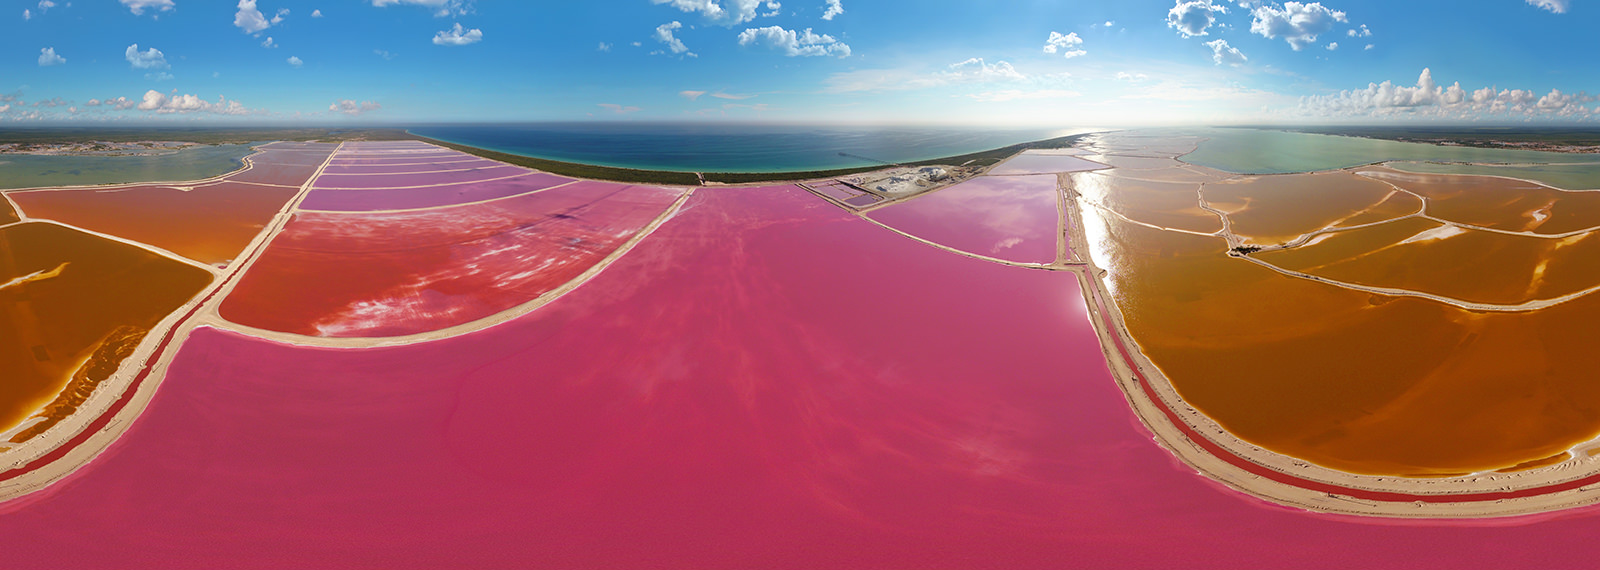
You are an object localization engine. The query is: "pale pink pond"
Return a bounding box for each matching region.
[299,172,574,211]
[321,159,505,175]
[312,165,529,189]
[867,174,1062,263]
[6,185,1600,569]
[989,153,1108,175]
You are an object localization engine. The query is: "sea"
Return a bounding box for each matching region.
[409,123,1088,173]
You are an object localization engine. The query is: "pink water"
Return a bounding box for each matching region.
[3,185,1598,569]
[868,174,1063,263]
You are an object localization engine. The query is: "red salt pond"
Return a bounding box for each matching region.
[5,184,1596,569]
[299,172,575,212]
[867,174,1062,263]
[220,181,683,337]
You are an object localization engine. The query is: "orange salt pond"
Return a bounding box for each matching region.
[1072,172,1222,234]
[0,222,212,437]
[1203,171,1397,245]
[1361,168,1600,235]
[8,182,299,266]
[1084,203,1600,475]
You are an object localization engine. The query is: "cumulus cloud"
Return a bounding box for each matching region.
[330,99,381,115]
[1204,39,1247,66]
[134,90,254,115]
[38,47,65,66]
[598,103,641,114]
[737,26,851,57]
[1326,42,1338,50]
[261,36,277,48]
[1043,31,1086,58]
[651,0,778,26]
[1167,0,1228,37]
[287,56,303,66]
[234,0,270,33]
[821,0,843,20]
[125,44,169,69]
[1299,68,1596,119]
[598,42,612,52]
[120,0,175,16]
[371,0,472,17]
[1348,24,1371,37]
[1250,2,1347,50]
[1116,71,1150,81]
[652,21,694,56]
[1526,0,1569,13]
[312,9,323,17]
[433,23,483,46]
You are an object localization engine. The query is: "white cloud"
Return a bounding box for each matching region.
[821,0,842,20]
[37,1,55,11]
[737,26,851,57]
[968,89,1080,102]
[37,47,65,66]
[371,0,472,17]
[1167,0,1228,37]
[1526,0,1569,13]
[134,90,254,115]
[1326,41,1338,50]
[125,44,169,69]
[1250,2,1347,50]
[1116,71,1150,81]
[761,1,780,17]
[433,23,483,46]
[272,8,287,24]
[287,55,303,66]
[598,103,641,114]
[261,36,277,48]
[311,9,323,17]
[1043,31,1086,58]
[1204,39,1247,66]
[597,42,612,52]
[943,58,1027,82]
[234,0,271,33]
[85,99,101,107]
[651,0,777,26]
[680,90,707,100]
[100,97,138,110]
[1298,68,1596,119]
[23,9,30,20]
[330,99,381,115]
[374,49,396,60]
[1347,24,1371,37]
[1364,43,1373,50]
[120,0,175,16]
[652,21,694,56]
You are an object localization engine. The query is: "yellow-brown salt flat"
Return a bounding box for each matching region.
[1362,168,1600,234]
[1072,172,1223,234]
[1088,205,1600,476]
[0,223,212,436]
[1262,221,1597,305]
[1204,172,1397,245]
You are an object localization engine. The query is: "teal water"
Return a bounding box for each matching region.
[410,124,1082,173]
[1180,128,1600,175]
[0,144,254,190]
[1387,161,1600,190]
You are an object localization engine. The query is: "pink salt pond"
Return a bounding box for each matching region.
[988,152,1108,175]
[6,184,1593,569]
[867,174,1064,264]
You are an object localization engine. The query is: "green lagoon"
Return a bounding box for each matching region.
[0,143,254,190]
[1180,128,1600,187]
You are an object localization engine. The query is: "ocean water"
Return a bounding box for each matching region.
[1180,128,1600,174]
[409,124,1082,173]
[0,143,254,190]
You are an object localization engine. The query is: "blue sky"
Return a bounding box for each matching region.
[3,0,1596,125]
